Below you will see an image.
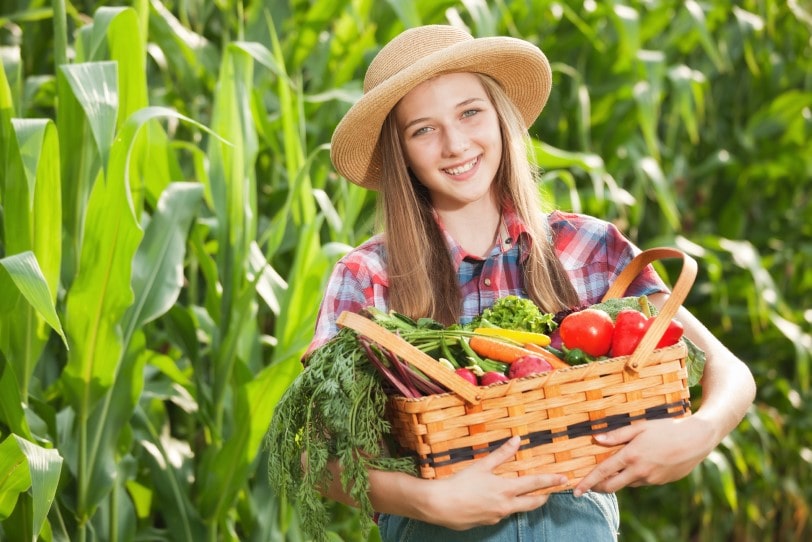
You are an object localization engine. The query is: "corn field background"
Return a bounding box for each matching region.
[0,0,810,541]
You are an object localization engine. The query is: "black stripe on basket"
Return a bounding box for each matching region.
[416,399,690,469]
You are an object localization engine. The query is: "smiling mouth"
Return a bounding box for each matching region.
[443,156,479,176]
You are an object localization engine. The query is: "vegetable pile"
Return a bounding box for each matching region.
[266,295,704,541]
[549,295,705,386]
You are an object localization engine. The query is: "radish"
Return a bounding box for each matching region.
[480,371,509,386]
[508,355,553,379]
[455,367,479,385]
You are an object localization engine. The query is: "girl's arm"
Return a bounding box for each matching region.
[573,292,756,495]
[324,436,567,530]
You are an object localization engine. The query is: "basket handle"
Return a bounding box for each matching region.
[600,247,697,372]
[337,311,483,405]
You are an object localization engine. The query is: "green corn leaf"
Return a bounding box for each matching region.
[206,43,260,257]
[249,241,287,316]
[634,51,666,161]
[147,0,219,96]
[531,140,606,173]
[267,27,316,226]
[260,143,331,258]
[0,252,66,348]
[124,181,204,333]
[610,4,641,71]
[383,0,422,27]
[63,105,226,412]
[79,7,148,123]
[704,449,738,511]
[78,333,149,522]
[284,0,346,69]
[62,106,225,524]
[59,62,118,173]
[12,119,62,299]
[0,45,21,116]
[61,152,141,412]
[51,0,68,68]
[272,218,330,362]
[635,155,681,231]
[539,169,583,214]
[464,0,498,37]
[133,406,206,542]
[667,65,705,146]
[0,116,64,399]
[684,0,728,72]
[0,435,29,521]
[56,70,100,289]
[72,181,205,516]
[204,43,264,438]
[83,6,152,215]
[0,354,32,440]
[15,436,63,540]
[0,434,62,538]
[196,356,301,521]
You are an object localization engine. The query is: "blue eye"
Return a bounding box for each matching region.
[462,109,479,118]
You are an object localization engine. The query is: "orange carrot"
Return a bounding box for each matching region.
[523,343,570,370]
[468,335,539,364]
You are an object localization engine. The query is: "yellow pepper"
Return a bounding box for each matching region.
[472,327,551,347]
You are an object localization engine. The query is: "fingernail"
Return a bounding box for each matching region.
[594,433,606,443]
[573,488,582,498]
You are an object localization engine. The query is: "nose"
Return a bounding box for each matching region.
[442,125,469,156]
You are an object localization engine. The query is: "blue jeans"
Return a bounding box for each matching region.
[377,490,619,542]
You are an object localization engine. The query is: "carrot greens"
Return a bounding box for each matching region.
[266,326,417,542]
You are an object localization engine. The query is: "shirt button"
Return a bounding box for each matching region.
[484,278,492,286]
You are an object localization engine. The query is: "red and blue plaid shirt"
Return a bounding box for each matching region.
[307,209,666,355]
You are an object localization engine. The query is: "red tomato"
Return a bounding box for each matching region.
[610,309,648,357]
[559,308,615,357]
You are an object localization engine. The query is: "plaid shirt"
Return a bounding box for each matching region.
[307,209,666,355]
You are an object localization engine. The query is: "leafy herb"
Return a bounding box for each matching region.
[467,295,557,334]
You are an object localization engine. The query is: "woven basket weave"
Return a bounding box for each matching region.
[337,247,696,492]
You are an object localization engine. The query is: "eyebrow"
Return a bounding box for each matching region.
[401,97,487,131]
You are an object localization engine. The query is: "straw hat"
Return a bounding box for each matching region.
[330,25,553,190]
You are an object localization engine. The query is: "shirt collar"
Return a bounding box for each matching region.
[434,205,532,270]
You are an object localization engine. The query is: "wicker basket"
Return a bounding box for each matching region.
[337,247,696,492]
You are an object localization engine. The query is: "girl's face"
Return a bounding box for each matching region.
[394,72,502,212]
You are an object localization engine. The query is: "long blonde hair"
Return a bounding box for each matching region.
[378,73,579,324]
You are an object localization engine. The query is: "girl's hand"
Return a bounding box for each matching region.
[573,416,716,496]
[419,436,568,530]
[572,292,755,497]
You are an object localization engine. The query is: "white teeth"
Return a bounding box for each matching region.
[443,157,478,176]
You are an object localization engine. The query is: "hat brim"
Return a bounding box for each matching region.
[330,36,552,190]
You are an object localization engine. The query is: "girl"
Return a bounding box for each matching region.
[310,24,755,541]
